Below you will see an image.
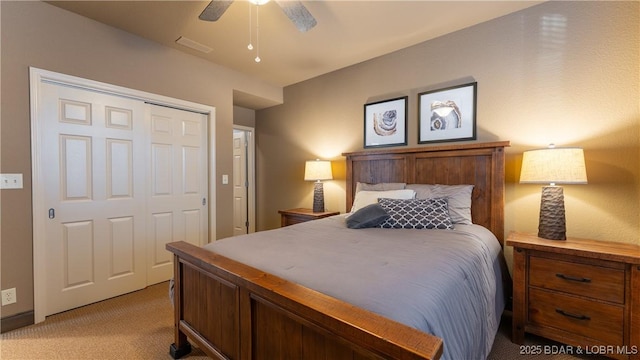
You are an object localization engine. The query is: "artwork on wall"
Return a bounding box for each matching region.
[363,96,408,148]
[418,82,477,144]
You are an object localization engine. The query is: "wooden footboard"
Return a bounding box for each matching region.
[167,241,443,360]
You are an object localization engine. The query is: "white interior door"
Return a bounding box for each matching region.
[41,83,148,315]
[147,105,208,284]
[233,130,248,235]
[232,126,255,234]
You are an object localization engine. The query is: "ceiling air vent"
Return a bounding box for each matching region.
[175,36,213,54]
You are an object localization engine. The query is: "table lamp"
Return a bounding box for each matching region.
[304,159,333,213]
[519,145,587,240]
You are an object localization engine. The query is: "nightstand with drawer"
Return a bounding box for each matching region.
[507,232,640,360]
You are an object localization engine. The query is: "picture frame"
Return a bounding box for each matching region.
[418,82,477,144]
[363,96,408,148]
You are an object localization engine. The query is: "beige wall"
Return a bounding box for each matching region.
[256,0,640,262]
[0,1,282,319]
[233,106,256,128]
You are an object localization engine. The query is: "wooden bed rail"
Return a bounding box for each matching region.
[167,240,443,360]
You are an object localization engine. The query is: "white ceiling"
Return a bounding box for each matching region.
[49,1,542,88]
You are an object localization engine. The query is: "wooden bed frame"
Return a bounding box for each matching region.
[167,141,509,360]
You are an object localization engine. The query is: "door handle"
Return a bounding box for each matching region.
[49,208,55,219]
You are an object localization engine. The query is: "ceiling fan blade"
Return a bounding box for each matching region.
[275,1,317,32]
[199,0,234,22]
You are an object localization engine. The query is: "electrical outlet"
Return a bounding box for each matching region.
[2,288,17,306]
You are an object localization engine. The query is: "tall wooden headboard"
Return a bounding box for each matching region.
[343,141,509,244]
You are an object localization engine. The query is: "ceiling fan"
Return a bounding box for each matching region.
[199,0,317,32]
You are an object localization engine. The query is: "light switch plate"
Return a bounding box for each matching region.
[0,174,23,189]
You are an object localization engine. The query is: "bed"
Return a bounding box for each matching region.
[167,141,510,360]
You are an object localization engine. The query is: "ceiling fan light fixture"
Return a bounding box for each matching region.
[200,0,316,33]
[199,0,315,64]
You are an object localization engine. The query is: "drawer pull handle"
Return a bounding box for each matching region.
[555,273,591,283]
[556,309,591,321]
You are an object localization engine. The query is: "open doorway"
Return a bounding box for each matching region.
[232,126,256,235]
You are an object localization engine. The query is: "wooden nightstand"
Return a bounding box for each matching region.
[507,232,640,360]
[278,208,339,227]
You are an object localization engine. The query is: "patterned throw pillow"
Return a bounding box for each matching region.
[377,197,453,230]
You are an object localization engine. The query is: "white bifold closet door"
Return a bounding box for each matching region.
[39,82,207,316]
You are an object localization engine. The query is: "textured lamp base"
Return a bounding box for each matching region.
[312,181,325,213]
[538,186,566,240]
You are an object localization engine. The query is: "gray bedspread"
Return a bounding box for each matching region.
[204,215,505,360]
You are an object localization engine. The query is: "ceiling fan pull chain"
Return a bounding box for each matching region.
[247,3,253,51]
[255,4,261,63]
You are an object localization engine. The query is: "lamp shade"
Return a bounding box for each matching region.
[304,160,333,181]
[520,147,587,185]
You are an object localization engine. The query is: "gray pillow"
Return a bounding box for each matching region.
[406,184,474,225]
[356,182,406,193]
[346,203,390,229]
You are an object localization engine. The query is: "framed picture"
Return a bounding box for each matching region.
[364,96,408,148]
[418,82,477,144]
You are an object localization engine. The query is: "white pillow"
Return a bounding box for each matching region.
[350,189,416,213]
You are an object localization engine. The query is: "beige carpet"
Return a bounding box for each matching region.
[1,282,605,360]
[0,282,207,360]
